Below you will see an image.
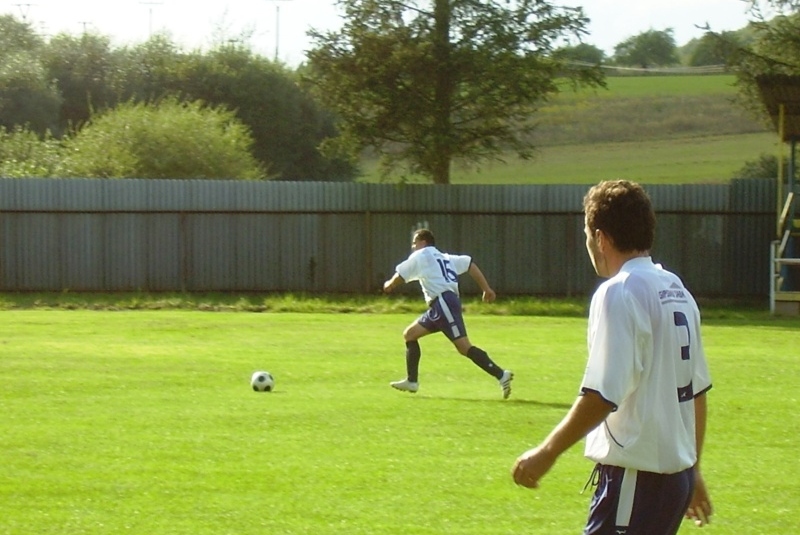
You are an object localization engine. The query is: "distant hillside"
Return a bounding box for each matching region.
[530,74,770,147]
[360,74,780,185]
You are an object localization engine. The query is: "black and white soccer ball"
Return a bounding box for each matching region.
[250,371,275,392]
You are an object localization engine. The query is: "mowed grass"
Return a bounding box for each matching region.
[1,310,798,534]
[448,133,778,184]
[570,74,742,99]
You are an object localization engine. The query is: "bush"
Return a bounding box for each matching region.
[0,126,62,178]
[733,153,797,180]
[58,97,268,179]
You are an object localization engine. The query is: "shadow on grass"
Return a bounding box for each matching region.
[415,396,573,410]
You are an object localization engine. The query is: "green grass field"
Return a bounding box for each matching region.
[2,309,798,534]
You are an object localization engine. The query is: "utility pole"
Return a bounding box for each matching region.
[139,1,164,37]
[12,3,36,23]
[265,0,291,62]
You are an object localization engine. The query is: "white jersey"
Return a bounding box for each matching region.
[581,257,712,474]
[395,246,472,305]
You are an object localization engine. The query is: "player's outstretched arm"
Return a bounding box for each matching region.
[512,391,612,489]
[467,263,496,302]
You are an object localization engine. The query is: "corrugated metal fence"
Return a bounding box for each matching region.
[0,178,776,298]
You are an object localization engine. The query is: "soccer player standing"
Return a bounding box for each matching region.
[383,228,514,398]
[512,180,713,534]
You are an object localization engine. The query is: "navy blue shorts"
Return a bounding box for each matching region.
[417,291,468,341]
[584,464,694,535]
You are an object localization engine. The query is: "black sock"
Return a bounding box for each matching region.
[406,340,421,383]
[466,346,503,379]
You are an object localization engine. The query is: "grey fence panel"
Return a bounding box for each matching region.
[728,213,774,297]
[277,214,320,291]
[59,213,103,290]
[687,184,730,212]
[541,215,587,296]
[250,214,284,291]
[34,213,64,290]
[231,214,275,291]
[654,214,726,294]
[685,215,726,295]
[369,213,414,292]
[0,178,778,297]
[730,178,775,214]
[103,213,147,290]
[317,213,367,292]
[186,213,234,291]
[1,213,61,290]
[190,181,234,211]
[502,185,548,212]
[544,184,587,213]
[727,179,774,298]
[456,214,501,293]
[142,213,183,291]
[499,215,548,294]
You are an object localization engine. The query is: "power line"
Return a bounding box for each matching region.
[12,3,37,22]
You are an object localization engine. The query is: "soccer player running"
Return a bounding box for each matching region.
[512,180,713,534]
[382,228,514,399]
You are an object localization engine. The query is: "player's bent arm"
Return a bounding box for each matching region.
[383,272,405,293]
[512,391,613,488]
[467,263,496,302]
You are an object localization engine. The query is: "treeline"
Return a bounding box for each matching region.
[556,28,754,71]
[0,15,356,181]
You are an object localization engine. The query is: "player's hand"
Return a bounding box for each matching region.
[511,445,556,489]
[382,280,393,293]
[685,468,712,527]
[482,288,496,303]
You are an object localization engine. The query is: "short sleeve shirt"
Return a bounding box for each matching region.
[581,257,712,474]
[395,246,472,304]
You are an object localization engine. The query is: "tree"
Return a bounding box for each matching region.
[555,43,605,65]
[305,0,604,184]
[688,31,743,66]
[41,32,122,132]
[58,97,267,179]
[613,29,679,68]
[726,2,800,117]
[111,34,190,104]
[0,15,62,135]
[0,13,42,53]
[178,45,357,181]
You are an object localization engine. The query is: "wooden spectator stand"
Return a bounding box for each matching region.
[756,74,800,314]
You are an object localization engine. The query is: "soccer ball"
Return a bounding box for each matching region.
[251,371,275,392]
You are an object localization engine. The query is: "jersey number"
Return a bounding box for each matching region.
[673,311,694,402]
[436,259,458,282]
[673,311,691,361]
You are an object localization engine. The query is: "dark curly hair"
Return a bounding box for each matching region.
[583,180,655,253]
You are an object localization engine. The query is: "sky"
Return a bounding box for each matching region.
[2,0,761,66]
